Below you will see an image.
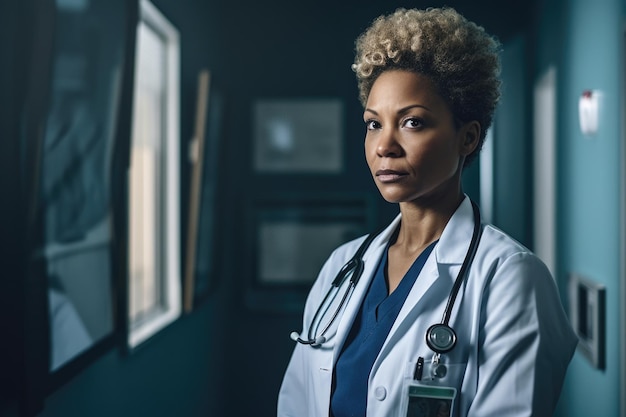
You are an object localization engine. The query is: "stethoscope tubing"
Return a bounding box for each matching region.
[295,230,380,345]
[425,200,481,354]
[440,200,482,326]
[293,200,482,353]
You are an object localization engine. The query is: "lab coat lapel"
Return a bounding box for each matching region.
[375,197,478,362]
[331,215,401,361]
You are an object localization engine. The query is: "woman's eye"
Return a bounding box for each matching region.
[365,120,381,130]
[403,118,424,129]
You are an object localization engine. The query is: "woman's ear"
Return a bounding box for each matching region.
[459,121,481,156]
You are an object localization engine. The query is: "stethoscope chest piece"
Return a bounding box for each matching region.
[426,323,457,354]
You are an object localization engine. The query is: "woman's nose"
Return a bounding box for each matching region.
[376,129,402,157]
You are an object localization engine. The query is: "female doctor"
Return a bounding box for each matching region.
[278,7,577,417]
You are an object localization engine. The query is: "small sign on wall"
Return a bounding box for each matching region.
[568,273,606,369]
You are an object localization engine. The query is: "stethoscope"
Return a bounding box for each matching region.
[291,200,482,360]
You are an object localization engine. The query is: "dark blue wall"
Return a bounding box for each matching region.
[39,300,227,417]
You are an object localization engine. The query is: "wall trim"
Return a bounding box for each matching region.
[619,22,626,417]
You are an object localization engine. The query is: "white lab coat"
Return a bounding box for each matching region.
[278,197,577,417]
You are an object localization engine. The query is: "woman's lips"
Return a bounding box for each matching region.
[376,169,408,183]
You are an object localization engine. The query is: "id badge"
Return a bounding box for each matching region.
[405,384,456,417]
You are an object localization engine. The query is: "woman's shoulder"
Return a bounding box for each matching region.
[478,223,551,276]
[480,223,530,253]
[479,224,543,262]
[328,233,370,262]
[320,226,389,275]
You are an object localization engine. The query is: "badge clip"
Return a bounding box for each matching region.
[413,357,424,381]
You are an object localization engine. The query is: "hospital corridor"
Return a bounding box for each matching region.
[0,0,624,416]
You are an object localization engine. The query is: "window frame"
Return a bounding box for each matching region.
[127,0,181,349]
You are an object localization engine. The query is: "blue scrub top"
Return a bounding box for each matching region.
[330,238,437,417]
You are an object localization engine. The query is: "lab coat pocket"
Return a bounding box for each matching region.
[400,359,467,417]
[305,350,334,415]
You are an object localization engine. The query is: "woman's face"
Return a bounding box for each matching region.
[364,70,475,205]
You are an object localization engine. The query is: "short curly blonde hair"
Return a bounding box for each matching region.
[352,7,501,166]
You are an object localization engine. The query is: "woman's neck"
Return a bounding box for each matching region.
[394,192,464,253]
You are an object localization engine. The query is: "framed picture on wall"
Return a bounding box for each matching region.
[184,69,223,312]
[253,99,344,174]
[257,217,362,286]
[244,194,376,312]
[19,0,138,407]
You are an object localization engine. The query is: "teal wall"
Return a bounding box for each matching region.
[534,0,623,415]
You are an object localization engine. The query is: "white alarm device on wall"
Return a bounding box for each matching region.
[578,89,601,137]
